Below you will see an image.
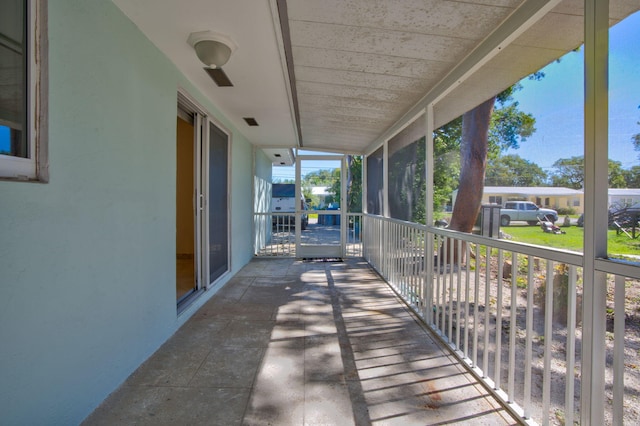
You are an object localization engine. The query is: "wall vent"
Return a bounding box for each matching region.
[243,117,259,126]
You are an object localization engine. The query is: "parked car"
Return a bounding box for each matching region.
[500,201,558,226]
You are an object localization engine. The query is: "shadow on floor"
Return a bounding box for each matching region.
[83,258,517,425]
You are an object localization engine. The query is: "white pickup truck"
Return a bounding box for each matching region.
[499,201,558,226]
[272,183,308,230]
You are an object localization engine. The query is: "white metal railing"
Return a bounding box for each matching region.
[346,213,364,257]
[363,213,639,425]
[253,213,296,257]
[253,212,363,258]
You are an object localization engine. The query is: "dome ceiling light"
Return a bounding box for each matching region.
[187,30,237,69]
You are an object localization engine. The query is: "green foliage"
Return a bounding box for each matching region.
[488,102,536,157]
[550,156,630,189]
[609,160,628,188]
[556,207,577,216]
[505,225,640,255]
[330,155,363,213]
[433,119,461,212]
[314,156,363,212]
[622,166,640,187]
[434,85,537,213]
[632,106,640,158]
[507,225,584,251]
[303,186,320,208]
[485,154,548,186]
[348,156,363,213]
[550,156,584,189]
[303,169,338,186]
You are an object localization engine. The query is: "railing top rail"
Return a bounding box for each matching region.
[364,213,584,267]
[595,258,640,280]
[364,214,427,231]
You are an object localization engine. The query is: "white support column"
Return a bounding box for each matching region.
[383,141,389,218]
[294,150,302,254]
[363,151,368,217]
[424,106,435,323]
[341,155,347,257]
[581,0,609,424]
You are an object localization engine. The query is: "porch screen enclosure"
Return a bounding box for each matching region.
[362,1,640,425]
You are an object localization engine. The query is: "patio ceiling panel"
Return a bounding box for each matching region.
[112,0,640,157]
[432,0,639,132]
[295,66,432,93]
[286,0,524,153]
[432,3,585,131]
[291,46,454,80]
[300,95,406,111]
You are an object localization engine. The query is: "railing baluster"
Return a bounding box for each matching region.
[495,249,503,390]
[456,239,463,351]
[524,255,534,419]
[508,251,518,402]
[410,229,420,305]
[394,222,398,285]
[543,260,554,426]
[448,237,455,342]
[403,225,408,297]
[613,274,625,425]
[565,265,577,426]
[422,228,430,323]
[483,245,491,377]
[396,223,400,290]
[442,237,449,336]
[473,243,480,368]
[358,215,603,426]
[434,235,441,329]
[464,241,471,357]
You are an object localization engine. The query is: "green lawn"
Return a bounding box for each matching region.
[502,224,640,257]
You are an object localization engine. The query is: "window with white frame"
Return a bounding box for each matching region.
[0,0,47,181]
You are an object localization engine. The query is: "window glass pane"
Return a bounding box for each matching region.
[608,9,640,261]
[0,0,27,158]
[388,115,426,223]
[366,147,383,216]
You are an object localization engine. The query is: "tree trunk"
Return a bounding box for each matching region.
[443,96,496,265]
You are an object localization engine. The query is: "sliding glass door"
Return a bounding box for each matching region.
[177,93,230,309]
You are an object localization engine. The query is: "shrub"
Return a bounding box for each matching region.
[556,207,577,215]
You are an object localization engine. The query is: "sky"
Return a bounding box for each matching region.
[504,10,640,172]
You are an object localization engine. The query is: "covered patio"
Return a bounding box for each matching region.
[84,258,515,425]
[2,1,639,425]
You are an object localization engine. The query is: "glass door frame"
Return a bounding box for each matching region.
[177,90,231,312]
[295,154,346,258]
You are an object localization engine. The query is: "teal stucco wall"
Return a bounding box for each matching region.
[0,1,255,424]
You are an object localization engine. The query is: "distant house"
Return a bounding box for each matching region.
[608,188,640,208]
[452,186,585,213]
[311,186,332,208]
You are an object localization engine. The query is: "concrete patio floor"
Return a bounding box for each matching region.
[83,258,517,425]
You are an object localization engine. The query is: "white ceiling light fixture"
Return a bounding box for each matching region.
[187,30,237,69]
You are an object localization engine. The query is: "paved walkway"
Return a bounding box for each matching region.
[83,258,517,425]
